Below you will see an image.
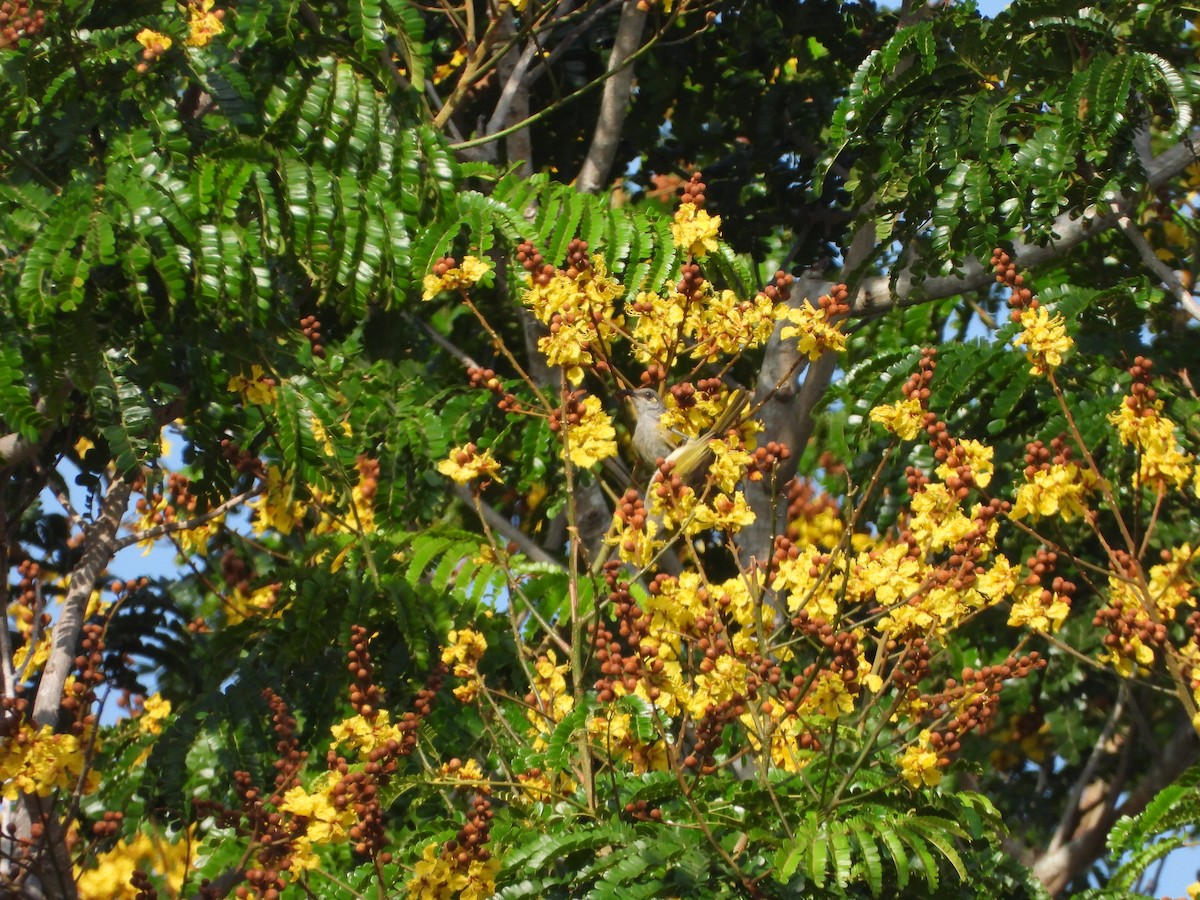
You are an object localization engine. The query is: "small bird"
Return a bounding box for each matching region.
[622,387,749,481]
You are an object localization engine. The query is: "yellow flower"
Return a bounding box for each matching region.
[1108,404,1194,490]
[280,778,355,843]
[1014,306,1072,375]
[1007,586,1070,633]
[689,491,756,533]
[937,438,994,488]
[227,364,277,405]
[869,396,925,441]
[138,693,172,736]
[77,828,194,900]
[780,302,846,360]
[563,395,617,468]
[527,649,573,731]
[136,29,173,54]
[671,202,720,257]
[422,256,491,300]
[1011,463,1097,521]
[899,730,943,788]
[442,627,487,701]
[437,443,502,485]
[250,465,306,535]
[0,724,90,800]
[689,654,748,719]
[330,711,403,758]
[182,0,224,47]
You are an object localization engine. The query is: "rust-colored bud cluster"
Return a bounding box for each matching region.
[61,622,105,735]
[548,389,587,436]
[517,241,555,287]
[92,810,125,840]
[348,624,382,719]
[441,777,494,867]
[1122,355,1158,418]
[749,441,790,480]
[991,247,1038,320]
[299,315,324,358]
[0,0,45,50]
[818,282,852,318]
[220,439,265,479]
[675,261,706,307]
[623,798,663,822]
[563,238,591,279]
[592,579,656,704]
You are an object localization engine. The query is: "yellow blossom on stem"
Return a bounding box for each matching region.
[183,0,224,47]
[869,395,925,441]
[630,289,687,364]
[563,395,618,468]
[780,302,846,360]
[438,443,502,485]
[1147,545,1197,620]
[899,730,943,788]
[280,776,355,843]
[1108,403,1195,490]
[1014,305,1072,375]
[422,255,491,300]
[527,649,574,739]
[1007,585,1070,633]
[406,841,500,900]
[688,653,749,718]
[799,669,857,719]
[1011,463,1097,521]
[937,438,995,488]
[689,490,756,534]
[0,724,92,800]
[138,693,172,736]
[442,627,488,701]
[136,29,172,55]
[330,710,403,758]
[227,364,276,405]
[909,483,975,553]
[687,287,781,362]
[250,465,306,535]
[671,202,721,257]
[77,828,194,900]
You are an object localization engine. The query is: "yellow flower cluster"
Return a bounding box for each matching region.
[136,28,172,55]
[438,444,503,486]
[422,256,492,300]
[227,364,277,406]
[250,465,306,535]
[137,693,172,736]
[780,303,847,360]
[330,710,405,758]
[1011,463,1098,521]
[527,650,573,746]
[77,829,194,900]
[279,774,356,850]
[522,256,623,384]
[183,0,224,47]
[0,724,91,800]
[898,730,943,788]
[670,202,721,257]
[442,627,488,701]
[1109,403,1196,490]
[1014,306,1072,375]
[869,396,925,441]
[406,841,499,900]
[1007,585,1070,633]
[563,395,618,468]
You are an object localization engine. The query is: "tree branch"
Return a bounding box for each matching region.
[575,1,647,194]
[850,129,1200,318]
[451,484,562,567]
[1032,716,1199,895]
